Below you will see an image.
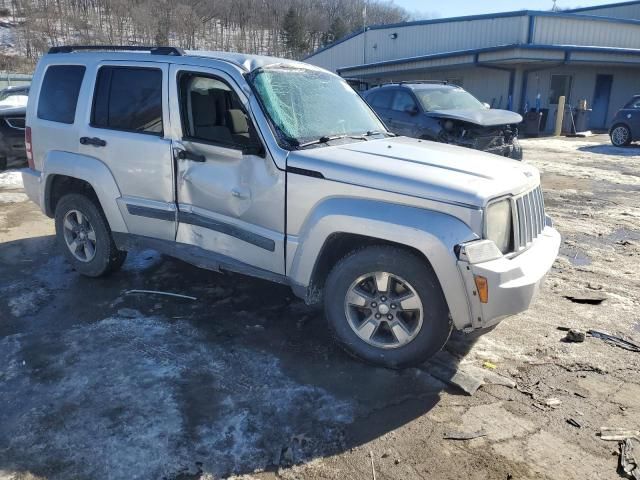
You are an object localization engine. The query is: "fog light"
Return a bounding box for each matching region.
[474,275,489,303]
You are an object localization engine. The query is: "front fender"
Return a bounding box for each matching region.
[288,197,479,330]
[43,151,128,233]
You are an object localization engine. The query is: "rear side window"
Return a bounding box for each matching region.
[92,66,163,135]
[369,90,394,109]
[37,65,85,124]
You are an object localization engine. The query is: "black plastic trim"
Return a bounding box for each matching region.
[178,211,276,252]
[126,204,175,222]
[286,166,325,179]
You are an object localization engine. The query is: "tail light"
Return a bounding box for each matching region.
[25,126,34,169]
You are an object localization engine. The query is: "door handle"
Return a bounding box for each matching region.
[231,188,250,200]
[174,148,205,163]
[79,136,106,147]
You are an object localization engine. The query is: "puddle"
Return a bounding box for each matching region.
[559,246,591,266]
[606,228,640,244]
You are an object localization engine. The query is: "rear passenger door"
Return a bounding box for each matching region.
[168,65,285,275]
[389,90,420,138]
[78,61,176,240]
[366,89,395,131]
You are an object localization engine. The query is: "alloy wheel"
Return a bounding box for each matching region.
[612,126,630,146]
[344,271,424,349]
[62,209,97,262]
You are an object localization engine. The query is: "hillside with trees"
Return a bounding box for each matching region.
[0,0,408,71]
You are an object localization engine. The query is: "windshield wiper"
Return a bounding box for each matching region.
[297,134,351,148]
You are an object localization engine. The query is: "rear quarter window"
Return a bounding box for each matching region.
[37,65,86,124]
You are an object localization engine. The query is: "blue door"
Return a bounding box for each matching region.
[590,74,613,129]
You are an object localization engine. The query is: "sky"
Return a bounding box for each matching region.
[393,0,618,18]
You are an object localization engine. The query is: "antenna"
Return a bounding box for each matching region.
[552,0,558,11]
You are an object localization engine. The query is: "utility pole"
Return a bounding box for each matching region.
[363,0,368,65]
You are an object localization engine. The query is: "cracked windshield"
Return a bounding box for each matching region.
[250,67,385,147]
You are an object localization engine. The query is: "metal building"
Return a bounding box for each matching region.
[304,1,640,132]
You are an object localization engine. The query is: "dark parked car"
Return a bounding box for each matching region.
[363,81,523,160]
[609,95,640,147]
[0,85,28,170]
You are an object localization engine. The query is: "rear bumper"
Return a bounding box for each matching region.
[21,168,42,208]
[458,226,561,330]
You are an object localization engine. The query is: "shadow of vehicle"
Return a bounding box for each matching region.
[0,235,480,479]
[577,144,640,156]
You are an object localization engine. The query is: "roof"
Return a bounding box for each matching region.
[371,82,460,90]
[45,46,307,73]
[565,0,640,13]
[305,2,640,61]
[184,51,309,72]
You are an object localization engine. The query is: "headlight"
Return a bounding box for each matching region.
[485,199,513,254]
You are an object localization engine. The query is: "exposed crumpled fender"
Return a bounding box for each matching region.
[426,108,523,126]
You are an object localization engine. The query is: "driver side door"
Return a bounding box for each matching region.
[168,65,286,275]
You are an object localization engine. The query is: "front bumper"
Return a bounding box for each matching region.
[22,168,42,208]
[457,226,561,330]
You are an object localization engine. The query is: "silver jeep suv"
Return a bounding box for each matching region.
[22,46,560,368]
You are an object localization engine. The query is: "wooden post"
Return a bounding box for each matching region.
[554,95,566,136]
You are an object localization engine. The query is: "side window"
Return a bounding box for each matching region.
[37,65,85,124]
[178,73,262,151]
[391,91,417,112]
[369,90,394,109]
[92,66,163,135]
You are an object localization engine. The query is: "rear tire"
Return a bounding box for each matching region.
[54,193,127,277]
[610,124,631,147]
[324,246,452,368]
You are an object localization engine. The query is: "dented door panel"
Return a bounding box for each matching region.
[168,64,286,274]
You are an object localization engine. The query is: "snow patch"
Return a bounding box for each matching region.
[0,191,27,203]
[7,287,51,317]
[0,171,24,189]
[0,315,354,479]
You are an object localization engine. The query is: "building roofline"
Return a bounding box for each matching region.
[305,5,640,61]
[565,0,640,13]
[336,43,640,74]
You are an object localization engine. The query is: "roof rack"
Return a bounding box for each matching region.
[378,80,449,87]
[48,45,185,56]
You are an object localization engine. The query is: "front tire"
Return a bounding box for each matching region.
[54,193,126,277]
[610,124,632,147]
[324,246,452,368]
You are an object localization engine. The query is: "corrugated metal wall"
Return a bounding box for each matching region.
[570,2,640,20]
[306,15,527,72]
[533,16,640,49]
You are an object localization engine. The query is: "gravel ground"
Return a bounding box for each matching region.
[1,135,639,480]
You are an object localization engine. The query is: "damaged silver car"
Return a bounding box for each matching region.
[363,81,523,160]
[23,46,559,368]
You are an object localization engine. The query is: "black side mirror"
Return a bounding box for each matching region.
[242,143,266,157]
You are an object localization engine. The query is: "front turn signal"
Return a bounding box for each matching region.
[474,275,489,304]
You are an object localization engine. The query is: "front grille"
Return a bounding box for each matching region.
[514,185,546,251]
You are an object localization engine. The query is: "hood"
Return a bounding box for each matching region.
[287,136,539,208]
[426,108,523,127]
[0,105,26,116]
